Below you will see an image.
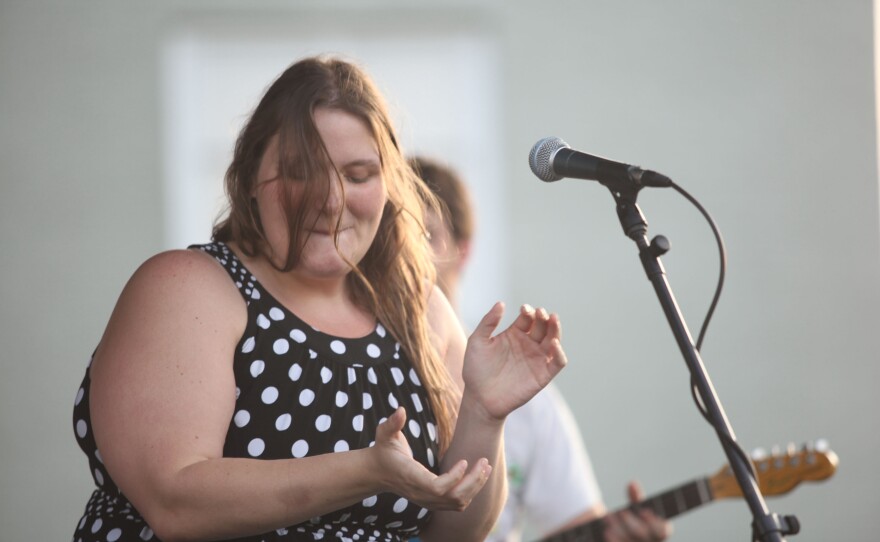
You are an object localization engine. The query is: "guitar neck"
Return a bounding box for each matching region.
[538,442,838,542]
[539,477,714,542]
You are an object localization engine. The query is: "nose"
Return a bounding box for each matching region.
[316,170,344,215]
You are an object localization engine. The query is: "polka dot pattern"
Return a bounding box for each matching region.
[70,489,156,541]
[71,242,439,541]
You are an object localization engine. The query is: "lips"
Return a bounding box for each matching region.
[308,227,350,236]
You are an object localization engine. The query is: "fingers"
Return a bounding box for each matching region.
[540,313,567,374]
[604,481,671,542]
[530,307,549,342]
[431,458,493,511]
[512,305,560,340]
[542,312,563,348]
[545,311,562,342]
[473,301,505,339]
[509,305,567,375]
[637,508,673,541]
[627,480,645,503]
[511,303,536,332]
[605,510,652,542]
[375,407,406,442]
[430,459,469,495]
[481,302,562,344]
[546,334,568,374]
[451,458,493,510]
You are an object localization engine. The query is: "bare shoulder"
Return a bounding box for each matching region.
[95,249,247,358]
[123,249,241,306]
[426,284,461,342]
[131,248,233,287]
[426,284,467,386]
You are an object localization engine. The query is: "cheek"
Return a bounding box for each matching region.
[254,184,293,244]
[258,181,307,219]
[350,186,387,223]
[257,189,285,224]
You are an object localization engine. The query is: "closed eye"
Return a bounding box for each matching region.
[341,160,380,184]
[342,169,379,184]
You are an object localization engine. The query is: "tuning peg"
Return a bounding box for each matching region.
[785,442,798,466]
[769,445,787,469]
[801,441,816,462]
[750,447,769,471]
[803,438,830,465]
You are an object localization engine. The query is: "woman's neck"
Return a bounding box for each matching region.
[228,242,377,338]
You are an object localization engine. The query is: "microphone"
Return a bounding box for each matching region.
[528,137,672,189]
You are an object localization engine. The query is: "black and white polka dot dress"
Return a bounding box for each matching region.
[72,242,441,542]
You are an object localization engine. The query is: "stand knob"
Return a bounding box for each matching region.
[649,235,670,257]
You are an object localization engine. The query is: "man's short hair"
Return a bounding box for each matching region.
[409,156,475,243]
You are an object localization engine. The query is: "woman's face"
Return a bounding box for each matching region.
[253,107,387,279]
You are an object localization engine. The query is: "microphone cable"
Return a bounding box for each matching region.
[670,181,758,481]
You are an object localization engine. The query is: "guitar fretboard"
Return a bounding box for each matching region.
[539,478,713,542]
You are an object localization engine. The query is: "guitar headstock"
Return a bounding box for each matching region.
[708,440,838,500]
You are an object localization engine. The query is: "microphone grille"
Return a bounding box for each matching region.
[528,137,568,182]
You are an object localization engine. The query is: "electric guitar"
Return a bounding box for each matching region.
[538,441,838,542]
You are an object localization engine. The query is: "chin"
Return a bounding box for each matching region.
[301,264,351,279]
[298,253,361,279]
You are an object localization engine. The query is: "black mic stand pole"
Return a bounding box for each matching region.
[610,185,798,542]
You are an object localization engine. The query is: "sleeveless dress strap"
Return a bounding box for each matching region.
[189,242,262,305]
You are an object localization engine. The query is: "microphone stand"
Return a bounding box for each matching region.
[610,184,799,542]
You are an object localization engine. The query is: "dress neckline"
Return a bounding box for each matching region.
[207,242,400,366]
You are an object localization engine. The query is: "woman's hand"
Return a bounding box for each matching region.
[369,407,493,511]
[461,302,568,420]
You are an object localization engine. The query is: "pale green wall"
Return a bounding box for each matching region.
[1,1,877,540]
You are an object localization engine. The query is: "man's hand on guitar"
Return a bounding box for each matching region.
[540,442,836,542]
[603,481,672,542]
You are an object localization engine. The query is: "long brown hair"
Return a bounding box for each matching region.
[213,56,458,453]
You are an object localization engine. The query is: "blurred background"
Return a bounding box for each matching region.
[2,1,878,540]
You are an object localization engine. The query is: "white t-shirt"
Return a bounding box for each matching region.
[486,383,602,541]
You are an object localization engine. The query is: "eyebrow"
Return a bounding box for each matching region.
[338,158,380,169]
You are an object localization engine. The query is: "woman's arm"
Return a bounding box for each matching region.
[89,250,377,540]
[420,291,567,542]
[88,251,486,542]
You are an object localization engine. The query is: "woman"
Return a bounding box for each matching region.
[72,56,567,542]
